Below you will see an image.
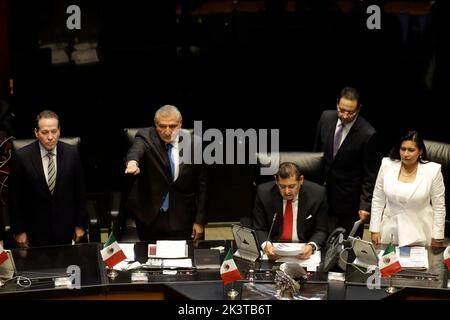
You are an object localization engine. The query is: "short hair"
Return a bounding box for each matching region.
[339,87,360,105]
[154,105,182,124]
[275,162,301,180]
[35,110,59,130]
[389,130,428,163]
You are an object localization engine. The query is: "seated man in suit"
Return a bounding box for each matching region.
[125,105,207,240]
[253,162,328,260]
[10,110,87,247]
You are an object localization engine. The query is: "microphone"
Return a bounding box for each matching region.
[264,212,278,252]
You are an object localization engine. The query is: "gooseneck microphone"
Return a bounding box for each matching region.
[264,212,278,252]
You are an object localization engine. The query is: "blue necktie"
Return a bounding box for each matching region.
[161,143,174,211]
[333,123,345,158]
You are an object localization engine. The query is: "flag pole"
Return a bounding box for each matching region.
[385,235,397,294]
[227,240,239,299]
[385,276,397,294]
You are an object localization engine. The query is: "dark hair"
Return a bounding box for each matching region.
[35,110,59,130]
[388,130,428,163]
[339,87,360,106]
[275,162,301,180]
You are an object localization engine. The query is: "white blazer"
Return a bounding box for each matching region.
[369,157,446,246]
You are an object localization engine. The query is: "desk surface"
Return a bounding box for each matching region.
[0,241,449,300]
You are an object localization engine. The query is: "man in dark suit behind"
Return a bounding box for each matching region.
[314,87,380,238]
[125,105,207,240]
[10,110,87,247]
[253,162,328,261]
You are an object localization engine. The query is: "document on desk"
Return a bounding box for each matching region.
[275,251,322,272]
[163,258,192,268]
[149,240,188,258]
[272,243,305,257]
[395,246,429,270]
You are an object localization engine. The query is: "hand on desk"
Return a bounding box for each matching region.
[431,238,444,248]
[264,243,280,261]
[297,244,313,260]
[191,223,204,240]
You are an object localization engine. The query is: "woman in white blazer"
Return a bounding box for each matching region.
[370,131,446,247]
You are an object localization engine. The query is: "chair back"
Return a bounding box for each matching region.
[424,140,450,237]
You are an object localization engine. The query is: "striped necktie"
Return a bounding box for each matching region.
[47,151,56,194]
[333,123,345,158]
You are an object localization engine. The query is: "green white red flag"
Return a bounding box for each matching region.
[444,243,450,270]
[0,244,8,265]
[379,243,402,278]
[100,233,126,268]
[220,248,241,285]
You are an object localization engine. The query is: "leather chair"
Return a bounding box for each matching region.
[241,151,325,228]
[109,128,140,242]
[424,139,450,237]
[110,127,198,242]
[1,137,101,247]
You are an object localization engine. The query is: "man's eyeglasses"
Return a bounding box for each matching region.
[337,105,358,116]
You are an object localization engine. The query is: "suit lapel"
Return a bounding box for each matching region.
[406,162,425,201]
[150,128,172,182]
[296,187,308,240]
[54,143,66,196]
[325,116,337,162]
[272,187,284,238]
[332,116,359,161]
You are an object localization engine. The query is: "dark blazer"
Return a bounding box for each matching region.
[10,140,87,246]
[126,127,207,231]
[252,180,328,248]
[314,110,379,216]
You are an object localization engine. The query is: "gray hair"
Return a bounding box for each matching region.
[154,105,182,124]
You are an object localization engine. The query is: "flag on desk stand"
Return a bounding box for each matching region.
[444,243,450,270]
[0,244,9,265]
[100,233,126,268]
[379,243,402,278]
[220,249,242,285]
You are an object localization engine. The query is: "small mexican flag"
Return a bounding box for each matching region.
[0,244,8,265]
[379,243,402,278]
[220,249,241,285]
[100,233,126,268]
[444,243,450,270]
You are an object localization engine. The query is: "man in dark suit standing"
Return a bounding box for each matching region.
[314,87,379,238]
[125,105,207,240]
[10,110,87,247]
[253,162,328,260]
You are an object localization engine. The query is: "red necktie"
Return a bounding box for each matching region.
[280,199,293,241]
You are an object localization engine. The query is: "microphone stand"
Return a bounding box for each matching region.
[264,213,278,256]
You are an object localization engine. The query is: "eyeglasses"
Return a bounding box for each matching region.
[337,105,358,116]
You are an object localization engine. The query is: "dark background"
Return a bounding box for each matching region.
[2,0,450,224]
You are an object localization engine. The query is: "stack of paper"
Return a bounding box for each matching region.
[148,240,188,258]
[395,246,429,270]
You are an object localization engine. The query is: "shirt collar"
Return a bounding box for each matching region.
[39,143,57,159]
[337,115,357,129]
